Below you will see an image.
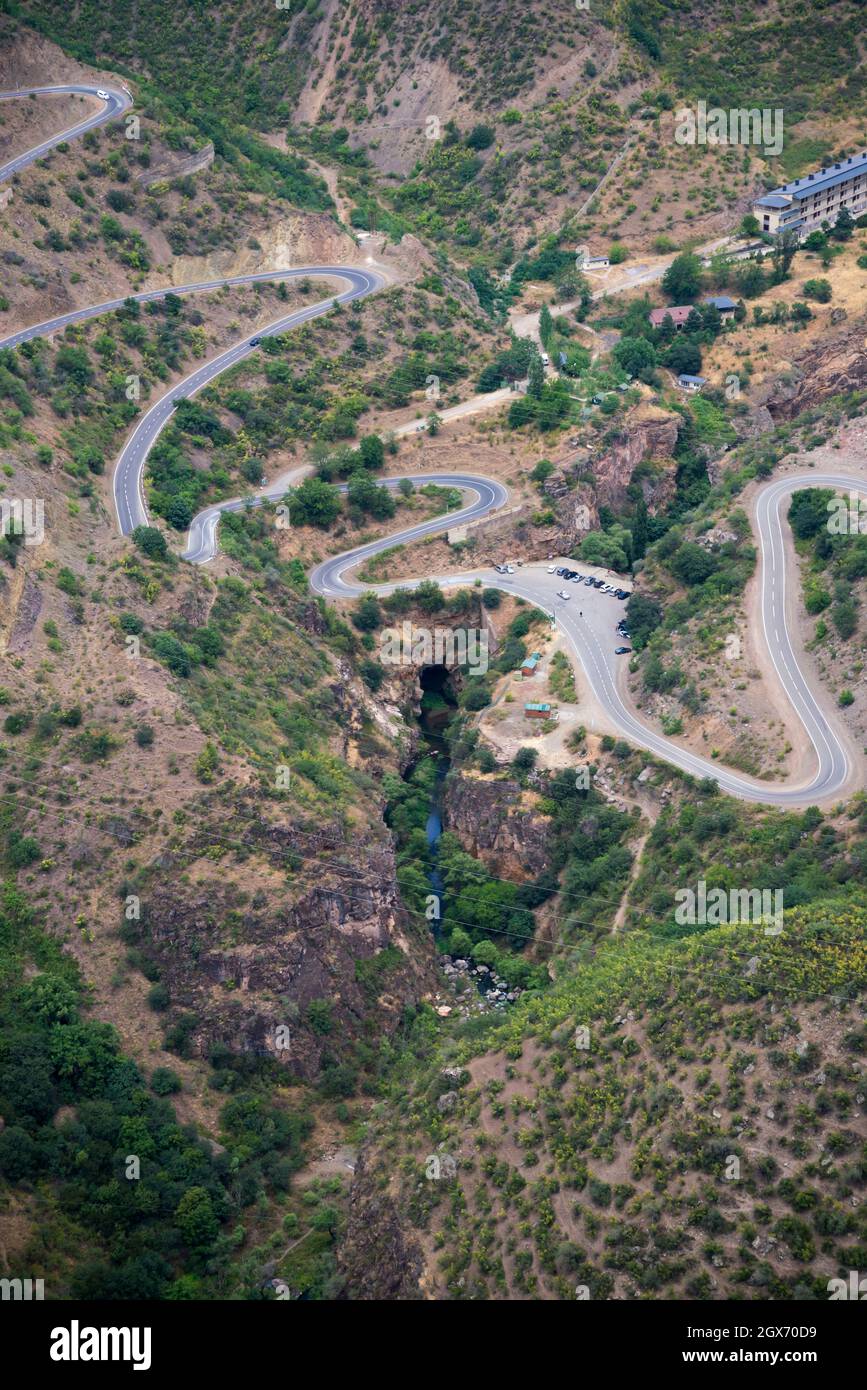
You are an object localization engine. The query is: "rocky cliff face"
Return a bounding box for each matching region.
[542,409,680,550]
[134,791,437,1083]
[591,408,680,513]
[172,209,357,287]
[764,319,867,420]
[441,772,551,879]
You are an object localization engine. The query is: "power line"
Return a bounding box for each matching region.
[5,787,858,1005]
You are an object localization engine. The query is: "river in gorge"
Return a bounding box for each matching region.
[417,665,456,941]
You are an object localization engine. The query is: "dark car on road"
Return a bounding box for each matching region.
[615,646,632,655]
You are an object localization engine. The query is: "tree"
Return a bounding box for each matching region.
[789,489,834,539]
[625,592,662,647]
[771,228,799,283]
[655,311,676,345]
[358,433,385,470]
[466,123,495,150]
[739,213,760,237]
[151,632,191,676]
[664,339,702,375]
[527,351,545,400]
[614,336,657,377]
[561,344,591,376]
[539,304,554,347]
[735,263,767,299]
[512,746,538,772]
[701,302,722,336]
[669,542,716,586]
[803,278,832,303]
[580,527,631,572]
[132,526,167,560]
[803,230,827,253]
[631,498,649,560]
[662,251,703,303]
[415,580,444,614]
[832,600,857,639]
[175,1187,219,1249]
[831,206,854,241]
[195,741,219,783]
[288,477,341,528]
[352,594,382,631]
[448,927,473,957]
[347,472,395,520]
[166,496,193,531]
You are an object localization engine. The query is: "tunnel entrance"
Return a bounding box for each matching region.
[418,663,458,743]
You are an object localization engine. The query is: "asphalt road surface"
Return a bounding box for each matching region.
[110,266,384,536]
[0,83,132,182]
[303,474,866,807]
[6,84,864,804]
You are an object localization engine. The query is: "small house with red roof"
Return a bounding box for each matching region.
[649,305,695,331]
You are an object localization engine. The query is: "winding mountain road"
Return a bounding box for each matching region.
[4,83,865,805]
[0,83,132,181]
[304,470,864,806]
[111,266,385,535]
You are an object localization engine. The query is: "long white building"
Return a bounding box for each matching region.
[753,151,867,239]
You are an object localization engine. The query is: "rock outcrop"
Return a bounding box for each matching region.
[591,406,680,513]
[764,320,867,420]
[442,772,551,879]
[540,408,680,550]
[135,796,437,1082]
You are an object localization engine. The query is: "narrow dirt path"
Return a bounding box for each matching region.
[612,830,648,933]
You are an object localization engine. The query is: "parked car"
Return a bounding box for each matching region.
[593,579,604,588]
[547,564,557,573]
[585,576,595,586]
[618,591,630,601]
[571,575,582,583]
[615,646,632,655]
[506,564,515,573]
[495,564,508,573]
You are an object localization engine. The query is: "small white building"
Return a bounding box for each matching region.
[677,374,706,393]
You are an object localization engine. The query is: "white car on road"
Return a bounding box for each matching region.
[557,589,571,600]
[97,90,110,100]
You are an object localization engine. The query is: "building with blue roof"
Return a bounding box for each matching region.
[752,151,867,239]
[702,295,738,321]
